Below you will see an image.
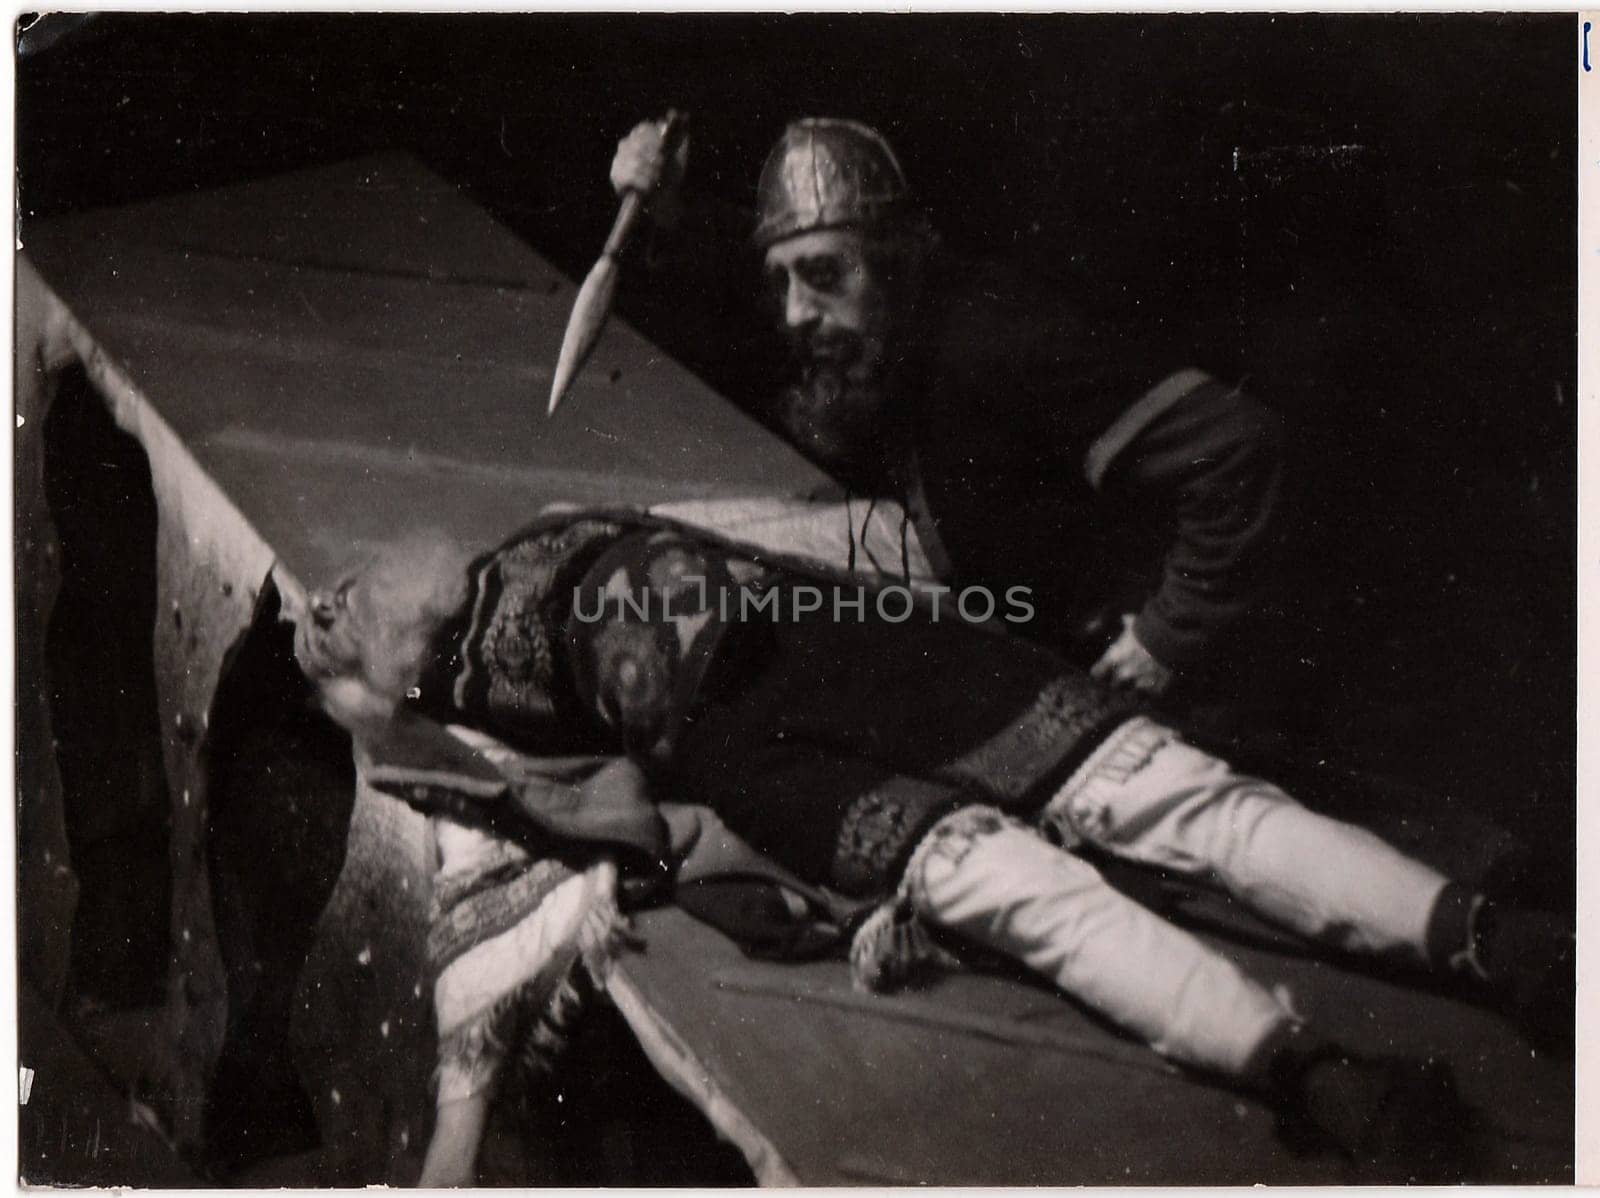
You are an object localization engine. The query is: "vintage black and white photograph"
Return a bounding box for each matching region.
[12,11,1582,1186]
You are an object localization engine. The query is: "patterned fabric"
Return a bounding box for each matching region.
[669,602,1140,900]
[429,844,619,1103]
[848,804,1020,992]
[425,517,627,749]
[935,673,1141,805]
[567,530,748,765]
[825,674,1135,896]
[427,726,633,1105]
[428,844,579,977]
[362,507,1142,1094]
[832,781,971,899]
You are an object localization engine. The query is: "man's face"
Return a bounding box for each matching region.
[763,228,902,480]
[764,228,891,377]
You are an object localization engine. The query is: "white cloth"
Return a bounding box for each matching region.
[1041,717,1450,963]
[650,493,940,589]
[905,807,1292,1077]
[430,727,620,1106]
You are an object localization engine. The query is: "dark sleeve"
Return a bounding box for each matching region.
[1100,383,1286,672]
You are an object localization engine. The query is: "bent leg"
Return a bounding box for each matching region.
[1042,718,1449,963]
[906,806,1294,1078]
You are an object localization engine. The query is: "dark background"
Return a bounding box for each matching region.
[17,12,1577,898]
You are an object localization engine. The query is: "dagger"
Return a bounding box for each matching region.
[547,109,689,416]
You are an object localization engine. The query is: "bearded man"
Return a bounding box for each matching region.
[611,117,1286,697]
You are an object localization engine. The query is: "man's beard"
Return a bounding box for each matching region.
[780,335,896,490]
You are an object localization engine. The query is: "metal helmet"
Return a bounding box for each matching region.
[754,118,911,248]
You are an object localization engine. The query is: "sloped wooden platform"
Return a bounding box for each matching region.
[21,152,826,588]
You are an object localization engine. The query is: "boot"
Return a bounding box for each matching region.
[1429,887,1575,1056]
[1259,1029,1475,1182]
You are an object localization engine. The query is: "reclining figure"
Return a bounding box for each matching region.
[295,510,1569,1184]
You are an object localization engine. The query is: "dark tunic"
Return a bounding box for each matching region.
[413,512,1138,902]
[882,257,1287,672]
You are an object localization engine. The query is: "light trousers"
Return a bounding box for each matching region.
[1042,717,1449,960]
[906,718,1450,1077]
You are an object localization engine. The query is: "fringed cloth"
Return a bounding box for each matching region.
[427,728,634,1106]
[848,806,1012,994]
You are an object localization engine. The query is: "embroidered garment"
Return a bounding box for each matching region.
[567,529,750,765]
[415,516,630,752]
[565,528,1141,900]
[425,728,633,1105]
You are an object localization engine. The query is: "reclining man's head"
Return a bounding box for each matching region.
[295,530,472,733]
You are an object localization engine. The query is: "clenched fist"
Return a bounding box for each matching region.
[1089,614,1174,696]
[610,117,690,219]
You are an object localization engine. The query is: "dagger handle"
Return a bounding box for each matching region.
[602,108,688,259]
[603,191,646,259]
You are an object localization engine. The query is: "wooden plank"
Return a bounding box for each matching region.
[612,905,1572,1185]
[22,154,827,589]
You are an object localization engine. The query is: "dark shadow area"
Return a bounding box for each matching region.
[41,361,172,1011]
[475,988,756,1187]
[35,365,361,1183]
[17,982,201,1187]
[201,592,356,1178]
